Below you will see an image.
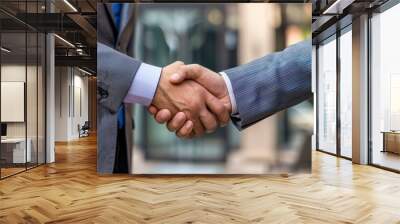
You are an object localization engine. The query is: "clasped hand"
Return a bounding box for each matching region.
[149,61,231,138]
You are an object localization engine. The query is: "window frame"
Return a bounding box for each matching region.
[315,22,352,160]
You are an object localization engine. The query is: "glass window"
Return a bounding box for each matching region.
[370,3,400,171]
[1,31,28,177]
[0,1,46,179]
[317,37,337,154]
[38,32,45,165]
[27,31,38,169]
[339,28,352,158]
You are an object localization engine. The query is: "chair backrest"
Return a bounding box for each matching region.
[82,121,90,129]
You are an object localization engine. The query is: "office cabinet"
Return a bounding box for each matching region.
[382,132,400,154]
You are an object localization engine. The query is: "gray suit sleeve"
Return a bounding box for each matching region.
[224,40,312,130]
[97,42,142,114]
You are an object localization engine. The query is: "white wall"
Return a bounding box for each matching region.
[1,65,39,138]
[71,73,89,138]
[55,67,69,141]
[1,64,46,164]
[54,67,89,141]
[1,65,26,140]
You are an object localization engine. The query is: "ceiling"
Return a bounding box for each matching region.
[312,0,390,44]
[0,0,96,74]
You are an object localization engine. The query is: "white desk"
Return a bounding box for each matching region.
[1,138,31,163]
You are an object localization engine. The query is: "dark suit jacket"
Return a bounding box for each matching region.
[224,40,312,130]
[97,4,141,174]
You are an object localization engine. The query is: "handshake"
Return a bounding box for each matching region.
[148,61,232,139]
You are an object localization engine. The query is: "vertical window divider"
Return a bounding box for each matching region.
[316,44,320,151]
[60,68,62,117]
[336,26,341,157]
[0,25,2,179]
[44,35,47,164]
[367,10,373,165]
[73,68,75,118]
[36,0,39,168]
[68,69,71,118]
[44,0,48,165]
[25,0,28,171]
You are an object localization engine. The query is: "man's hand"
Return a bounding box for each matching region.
[149,63,231,138]
[150,62,230,137]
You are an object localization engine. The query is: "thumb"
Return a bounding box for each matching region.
[169,64,202,84]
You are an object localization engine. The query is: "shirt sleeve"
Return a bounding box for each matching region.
[123,63,162,106]
[220,72,239,116]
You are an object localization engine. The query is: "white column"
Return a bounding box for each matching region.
[46,32,55,163]
[352,14,369,164]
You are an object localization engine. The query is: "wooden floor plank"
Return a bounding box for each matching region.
[1,135,400,223]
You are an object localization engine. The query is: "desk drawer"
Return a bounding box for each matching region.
[0,140,31,164]
[0,145,14,164]
[384,133,400,154]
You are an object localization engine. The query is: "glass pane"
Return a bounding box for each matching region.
[38,33,45,165]
[27,31,38,169]
[26,0,40,170]
[371,4,400,171]
[1,31,27,177]
[317,37,337,154]
[339,29,352,158]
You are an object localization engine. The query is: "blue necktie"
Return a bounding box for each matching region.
[112,3,125,129]
[112,3,122,31]
[117,106,125,129]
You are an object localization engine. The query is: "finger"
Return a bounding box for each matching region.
[171,60,184,66]
[183,130,196,139]
[204,92,230,126]
[192,117,205,137]
[199,108,218,134]
[167,112,187,132]
[155,109,172,124]
[183,110,204,137]
[176,120,194,138]
[169,64,202,84]
[148,105,158,115]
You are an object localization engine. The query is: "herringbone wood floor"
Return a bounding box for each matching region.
[1,135,400,224]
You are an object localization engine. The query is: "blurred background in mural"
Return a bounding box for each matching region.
[131,3,312,174]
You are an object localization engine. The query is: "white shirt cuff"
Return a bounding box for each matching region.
[220,72,238,115]
[123,63,162,106]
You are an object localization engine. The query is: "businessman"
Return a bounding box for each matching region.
[149,40,312,137]
[97,3,229,173]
